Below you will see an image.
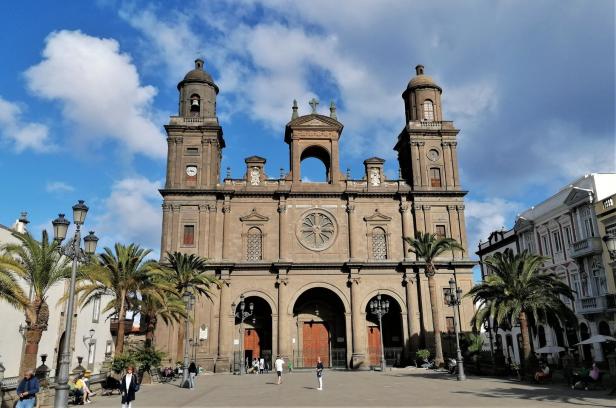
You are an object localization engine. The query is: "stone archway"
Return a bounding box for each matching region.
[233,295,274,373]
[291,287,348,368]
[363,293,405,367]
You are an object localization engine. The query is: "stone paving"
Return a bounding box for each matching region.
[90,368,615,407]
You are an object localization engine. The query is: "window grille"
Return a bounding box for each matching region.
[372,228,387,260]
[246,228,262,261]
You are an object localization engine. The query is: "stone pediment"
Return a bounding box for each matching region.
[288,114,342,129]
[564,187,593,207]
[245,155,266,164]
[514,216,533,231]
[239,208,270,222]
[364,209,392,222]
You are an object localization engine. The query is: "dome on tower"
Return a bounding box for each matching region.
[406,65,441,91]
[178,58,219,93]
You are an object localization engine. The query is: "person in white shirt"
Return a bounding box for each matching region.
[259,358,265,374]
[274,356,284,385]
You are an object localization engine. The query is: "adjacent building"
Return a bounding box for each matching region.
[154,60,476,371]
[0,214,114,378]
[477,173,616,364]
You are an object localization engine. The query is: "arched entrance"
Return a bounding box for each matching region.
[364,294,403,367]
[233,296,273,372]
[292,287,347,368]
[579,323,592,362]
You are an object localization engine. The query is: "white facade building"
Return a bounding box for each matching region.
[0,215,114,378]
[477,173,616,364]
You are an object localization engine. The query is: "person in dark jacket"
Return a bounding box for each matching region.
[188,362,198,389]
[16,369,40,408]
[120,365,139,408]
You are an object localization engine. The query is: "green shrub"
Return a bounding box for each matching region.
[416,349,430,361]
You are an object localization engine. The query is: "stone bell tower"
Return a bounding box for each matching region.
[164,59,225,189]
[395,65,461,191]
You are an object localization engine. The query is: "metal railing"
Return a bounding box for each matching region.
[292,348,347,369]
[367,347,403,367]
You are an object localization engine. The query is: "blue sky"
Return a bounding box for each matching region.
[0,1,614,281]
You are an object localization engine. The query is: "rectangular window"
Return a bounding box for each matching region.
[584,218,595,238]
[430,168,442,187]
[87,340,96,367]
[552,231,562,252]
[435,225,447,239]
[564,226,572,246]
[542,235,549,256]
[445,317,455,334]
[185,147,199,155]
[183,225,195,246]
[92,295,101,323]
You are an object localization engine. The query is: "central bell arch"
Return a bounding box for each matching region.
[290,286,348,368]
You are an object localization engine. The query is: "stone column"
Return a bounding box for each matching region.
[400,198,415,260]
[456,205,468,253]
[443,142,455,189]
[417,142,427,187]
[174,137,183,186]
[450,142,460,187]
[160,203,172,257]
[222,199,232,260]
[170,204,181,252]
[198,204,210,257]
[404,272,421,352]
[349,275,366,369]
[208,202,219,259]
[411,142,421,187]
[216,278,231,372]
[346,198,359,261]
[423,205,432,234]
[166,137,176,188]
[447,205,461,259]
[277,275,290,359]
[278,198,288,261]
[202,138,210,187]
[414,204,425,233]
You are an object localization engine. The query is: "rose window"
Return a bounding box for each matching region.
[297,210,337,251]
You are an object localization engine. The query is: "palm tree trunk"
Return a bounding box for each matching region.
[20,327,43,373]
[116,290,127,354]
[427,274,444,366]
[519,311,532,369]
[145,314,157,348]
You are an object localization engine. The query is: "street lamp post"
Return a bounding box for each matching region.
[181,291,195,388]
[369,294,389,372]
[232,295,254,375]
[52,201,99,408]
[446,278,466,381]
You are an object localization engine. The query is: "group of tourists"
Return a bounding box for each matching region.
[247,357,267,374]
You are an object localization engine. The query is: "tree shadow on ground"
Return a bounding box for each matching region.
[453,387,614,407]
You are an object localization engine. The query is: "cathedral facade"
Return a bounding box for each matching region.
[155,59,475,372]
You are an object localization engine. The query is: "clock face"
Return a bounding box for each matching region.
[428,149,440,162]
[186,166,198,177]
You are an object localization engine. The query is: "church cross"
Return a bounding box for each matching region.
[309,98,319,114]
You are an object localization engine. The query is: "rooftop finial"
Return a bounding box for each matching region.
[195,58,204,70]
[329,101,337,120]
[415,64,424,75]
[291,99,299,120]
[309,98,319,114]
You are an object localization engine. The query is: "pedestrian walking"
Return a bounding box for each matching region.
[121,365,139,408]
[16,369,39,408]
[259,357,265,374]
[188,362,198,389]
[274,355,284,385]
[316,356,324,391]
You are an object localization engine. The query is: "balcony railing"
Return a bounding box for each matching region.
[569,237,603,258]
[407,120,455,130]
[575,294,616,314]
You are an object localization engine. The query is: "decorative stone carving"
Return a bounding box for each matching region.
[296,209,337,251]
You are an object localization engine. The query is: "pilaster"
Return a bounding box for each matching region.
[277,274,290,359]
[400,198,415,260]
[198,204,210,257]
[349,273,367,369]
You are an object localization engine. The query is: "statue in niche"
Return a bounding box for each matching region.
[250,167,260,185]
[370,168,381,186]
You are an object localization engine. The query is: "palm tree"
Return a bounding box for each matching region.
[404,231,464,367]
[1,231,71,372]
[76,243,160,354]
[163,252,219,362]
[467,248,576,372]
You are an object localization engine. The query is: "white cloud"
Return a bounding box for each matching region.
[45,181,75,193]
[465,197,524,254]
[93,176,162,254]
[0,96,52,152]
[24,30,166,159]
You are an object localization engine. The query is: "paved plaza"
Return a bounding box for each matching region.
[90,369,615,407]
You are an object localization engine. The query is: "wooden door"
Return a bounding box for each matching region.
[303,322,329,367]
[367,326,381,366]
[244,328,260,359]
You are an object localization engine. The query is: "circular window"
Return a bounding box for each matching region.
[427,149,440,162]
[296,209,337,251]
